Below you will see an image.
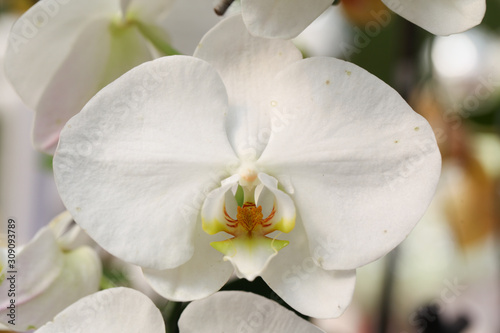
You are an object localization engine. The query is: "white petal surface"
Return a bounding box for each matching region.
[30,18,111,153]
[0,214,100,330]
[201,175,240,235]
[382,0,485,35]
[241,0,332,39]
[4,246,101,331]
[5,0,159,154]
[261,218,356,318]
[143,216,234,301]
[54,56,238,270]
[257,173,295,233]
[5,0,117,107]
[218,235,287,281]
[0,226,62,312]
[36,288,164,333]
[4,0,120,153]
[258,58,441,271]
[178,291,325,332]
[194,15,302,159]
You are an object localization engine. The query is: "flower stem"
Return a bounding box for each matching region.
[161,300,187,333]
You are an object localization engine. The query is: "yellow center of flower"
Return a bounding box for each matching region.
[237,204,263,231]
[224,203,276,236]
[201,173,296,280]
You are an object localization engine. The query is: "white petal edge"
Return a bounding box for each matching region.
[54,56,238,270]
[382,0,486,35]
[241,0,332,39]
[258,57,441,271]
[35,288,164,333]
[178,291,325,333]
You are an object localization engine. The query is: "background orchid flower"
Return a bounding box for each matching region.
[381,0,486,36]
[237,0,486,38]
[4,0,175,155]
[0,211,101,331]
[53,15,441,318]
[35,289,323,333]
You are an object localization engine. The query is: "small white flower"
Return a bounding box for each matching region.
[5,0,175,154]
[0,212,101,331]
[53,15,441,318]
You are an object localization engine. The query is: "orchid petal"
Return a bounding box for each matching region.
[54,56,238,270]
[178,291,325,333]
[241,0,332,39]
[258,57,441,271]
[5,247,100,331]
[213,235,288,281]
[143,217,234,301]
[48,211,74,239]
[382,0,486,35]
[261,218,356,319]
[5,0,118,153]
[0,221,100,331]
[49,211,94,251]
[201,175,240,235]
[257,173,295,234]
[5,0,159,154]
[98,21,153,91]
[0,227,62,311]
[36,288,164,333]
[194,15,302,159]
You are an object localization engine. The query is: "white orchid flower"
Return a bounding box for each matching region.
[0,211,101,331]
[381,0,486,35]
[35,288,323,333]
[53,15,441,318]
[4,0,175,155]
[238,0,485,38]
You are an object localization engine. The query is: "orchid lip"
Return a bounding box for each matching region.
[201,173,296,280]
